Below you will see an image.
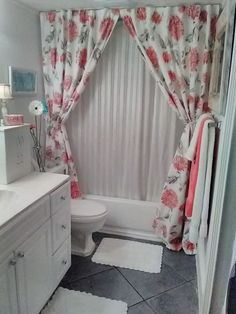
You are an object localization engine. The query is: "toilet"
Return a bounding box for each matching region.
[71,199,108,256]
[46,165,108,257]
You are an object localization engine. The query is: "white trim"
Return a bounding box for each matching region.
[101,226,162,242]
[200,3,236,313]
[14,0,221,12]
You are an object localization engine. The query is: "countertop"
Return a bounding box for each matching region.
[0,172,70,230]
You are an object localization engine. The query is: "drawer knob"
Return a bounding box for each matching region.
[60,196,66,201]
[18,252,25,258]
[61,224,66,230]
[62,259,67,265]
[9,258,17,266]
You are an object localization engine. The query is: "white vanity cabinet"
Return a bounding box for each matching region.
[0,254,18,314]
[0,178,71,314]
[16,221,52,314]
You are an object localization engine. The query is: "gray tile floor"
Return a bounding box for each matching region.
[60,233,198,314]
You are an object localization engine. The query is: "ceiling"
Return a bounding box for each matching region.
[13,0,222,11]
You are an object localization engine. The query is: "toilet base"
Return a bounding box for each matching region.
[71,233,96,257]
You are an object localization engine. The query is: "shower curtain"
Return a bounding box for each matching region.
[40,9,119,197]
[67,24,183,201]
[121,5,219,254]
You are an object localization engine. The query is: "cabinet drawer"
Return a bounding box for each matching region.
[52,207,71,253]
[50,181,70,215]
[52,238,71,288]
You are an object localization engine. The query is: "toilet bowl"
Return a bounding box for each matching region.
[71,199,108,257]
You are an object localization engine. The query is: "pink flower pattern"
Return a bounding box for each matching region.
[79,48,87,69]
[168,70,177,81]
[180,5,201,20]
[137,8,146,20]
[173,156,188,172]
[161,189,178,208]
[123,16,136,37]
[68,20,78,42]
[152,11,162,24]
[162,51,172,63]
[80,10,89,24]
[100,18,115,39]
[146,47,159,68]
[210,16,218,38]
[47,12,56,23]
[50,48,57,67]
[41,9,118,199]
[120,5,219,254]
[189,48,199,71]
[63,75,72,91]
[199,10,208,23]
[168,16,184,41]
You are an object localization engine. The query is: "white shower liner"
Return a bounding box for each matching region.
[84,194,161,242]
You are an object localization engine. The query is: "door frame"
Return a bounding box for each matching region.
[201,1,236,313]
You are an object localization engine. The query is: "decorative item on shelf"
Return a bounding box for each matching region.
[0,84,13,117]
[3,114,24,126]
[28,100,48,172]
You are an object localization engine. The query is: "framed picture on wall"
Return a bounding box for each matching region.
[9,66,37,96]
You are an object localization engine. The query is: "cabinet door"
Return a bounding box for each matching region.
[16,221,52,314]
[0,254,18,314]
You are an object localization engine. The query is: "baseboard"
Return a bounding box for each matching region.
[100,226,162,243]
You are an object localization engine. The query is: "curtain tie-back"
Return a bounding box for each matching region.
[184,120,196,127]
[49,119,64,133]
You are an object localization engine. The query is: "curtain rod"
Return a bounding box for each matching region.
[39,2,221,12]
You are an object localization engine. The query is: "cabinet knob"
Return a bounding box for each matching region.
[18,252,25,258]
[61,224,66,230]
[62,259,67,265]
[60,196,66,201]
[9,258,17,266]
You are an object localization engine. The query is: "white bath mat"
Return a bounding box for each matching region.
[42,287,127,314]
[92,238,163,273]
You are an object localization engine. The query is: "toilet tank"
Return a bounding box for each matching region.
[0,124,31,184]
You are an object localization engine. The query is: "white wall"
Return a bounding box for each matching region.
[0,0,43,122]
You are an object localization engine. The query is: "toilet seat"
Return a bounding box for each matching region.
[71,199,107,223]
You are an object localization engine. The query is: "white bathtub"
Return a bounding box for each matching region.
[84,194,161,242]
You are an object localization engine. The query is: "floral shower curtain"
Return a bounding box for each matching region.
[40,9,119,198]
[121,5,220,254]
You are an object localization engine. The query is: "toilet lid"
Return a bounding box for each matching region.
[71,199,107,218]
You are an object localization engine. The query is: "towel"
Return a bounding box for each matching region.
[189,119,215,244]
[199,125,216,238]
[185,113,213,218]
[185,113,212,161]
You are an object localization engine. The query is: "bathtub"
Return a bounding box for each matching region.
[84,194,161,242]
[46,165,160,242]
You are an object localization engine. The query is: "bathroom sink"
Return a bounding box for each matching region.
[0,190,17,210]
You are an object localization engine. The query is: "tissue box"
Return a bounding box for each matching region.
[4,114,24,126]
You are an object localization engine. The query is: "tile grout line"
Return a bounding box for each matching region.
[144,280,196,304]
[115,267,147,303]
[128,299,157,313]
[162,262,196,283]
[62,265,116,285]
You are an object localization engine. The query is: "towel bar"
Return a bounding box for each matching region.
[208,121,222,129]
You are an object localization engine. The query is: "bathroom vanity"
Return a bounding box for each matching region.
[0,172,71,314]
